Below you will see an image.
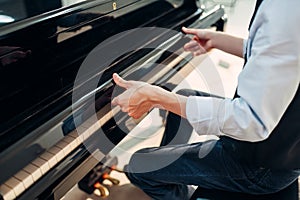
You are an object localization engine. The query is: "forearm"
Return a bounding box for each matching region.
[212,32,244,58]
[150,86,188,118]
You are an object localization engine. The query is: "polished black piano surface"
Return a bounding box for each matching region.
[0,0,226,199]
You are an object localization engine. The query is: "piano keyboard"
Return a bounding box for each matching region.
[0,107,120,200]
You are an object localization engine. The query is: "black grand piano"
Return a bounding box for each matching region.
[0,0,226,199]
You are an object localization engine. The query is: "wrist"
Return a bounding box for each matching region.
[210,31,222,49]
[145,86,188,117]
[149,85,166,104]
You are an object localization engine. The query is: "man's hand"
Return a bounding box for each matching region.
[111,73,188,119]
[182,27,215,56]
[111,73,156,119]
[182,27,244,58]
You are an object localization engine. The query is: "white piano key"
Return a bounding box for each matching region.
[48,146,65,162]
[23,163,42,182]
[68,130,78,139]
[40,151,58,168]
[68,131,82,146]
[0,184,16,200]
[75,126,87,143]
[81,119,95,129]
[55,140,72,156]
[85,125,98,139]
[5,177,25,197]
[81,122,97,138]
[62,135,78,150]
[31,157,50,174]
[14,170,34,189]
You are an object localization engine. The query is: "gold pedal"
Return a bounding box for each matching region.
[102,173,120,185]
[93,182,109,197]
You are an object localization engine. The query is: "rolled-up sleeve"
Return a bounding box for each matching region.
[186,96,270,141]
[186,96,223,136]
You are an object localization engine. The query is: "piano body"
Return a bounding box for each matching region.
[0,0,226,199]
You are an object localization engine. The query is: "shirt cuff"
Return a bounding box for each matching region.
[186,96,223,135]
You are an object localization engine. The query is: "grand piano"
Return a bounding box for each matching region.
[0,0,226,199]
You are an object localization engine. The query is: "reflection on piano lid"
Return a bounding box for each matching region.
[0,0,226,199]
[0,0,118,27]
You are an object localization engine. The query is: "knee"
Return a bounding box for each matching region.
[126,147,155,173]
[125,148,153,183]
[125,166,141,185]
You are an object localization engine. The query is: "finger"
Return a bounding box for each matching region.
[128,105,150,119]
[112,99,130,113]
[113,73,130,89]
[189,46,202,53]
[182,27,199,36]
[111,97,118,106]
[193,50,205,56]
[185,46,200,54]
[193,52,199,57]
[182,27,209,40]
[184,42,207,55]
[112,94,129,106]
[128,111,141,119]
[184,41,200,51]
[184,40,198,49]
[121,106,129,113]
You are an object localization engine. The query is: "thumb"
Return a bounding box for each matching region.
[113,73,130,89]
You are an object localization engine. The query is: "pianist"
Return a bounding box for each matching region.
[111,0,300,199]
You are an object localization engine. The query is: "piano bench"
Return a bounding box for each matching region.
[190,178,299,200]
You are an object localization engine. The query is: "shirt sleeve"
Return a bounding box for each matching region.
[186,0,300,142]
[243,39,248,58]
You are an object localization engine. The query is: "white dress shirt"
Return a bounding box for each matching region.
[186,0,300,142]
